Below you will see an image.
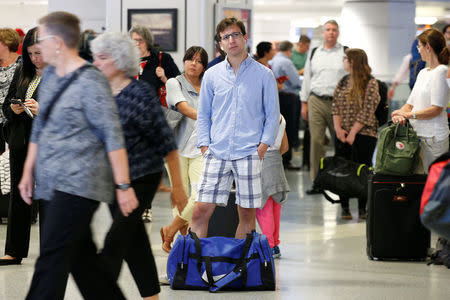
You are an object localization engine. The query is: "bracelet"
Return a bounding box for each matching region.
[412,111,417,119]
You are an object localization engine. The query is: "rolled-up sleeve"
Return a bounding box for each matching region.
[166,77,186,107]
[300,52,312,102]
[197,71,213,147]
[355,79,380,126]
[261,71,280,146]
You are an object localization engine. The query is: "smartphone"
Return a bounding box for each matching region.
[10,98,34,119]
[10,98,22,105]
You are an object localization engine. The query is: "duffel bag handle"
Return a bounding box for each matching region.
[188,229,215,286]
[209,232,254,293]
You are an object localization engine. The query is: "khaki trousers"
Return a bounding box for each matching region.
[308,95,335,181]
[170,155,203,222]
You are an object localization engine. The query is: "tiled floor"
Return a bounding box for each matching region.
[0,169,449,300]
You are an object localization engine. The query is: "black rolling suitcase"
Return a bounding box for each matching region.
[207,191,239,237]
[366,174,430,260]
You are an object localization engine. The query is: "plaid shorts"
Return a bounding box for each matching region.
[196,150,262,208]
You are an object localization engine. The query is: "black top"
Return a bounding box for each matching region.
[3,65,39,150]
[115,79,177,180]
[138,49,180,95]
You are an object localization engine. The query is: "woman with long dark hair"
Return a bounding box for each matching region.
[332,48,380,220]
[392,29,449,171]
[0,27,44,266]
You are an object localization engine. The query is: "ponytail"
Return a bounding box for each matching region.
[438,46,450,65]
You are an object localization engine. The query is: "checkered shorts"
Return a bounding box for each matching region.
[196,150,262,208]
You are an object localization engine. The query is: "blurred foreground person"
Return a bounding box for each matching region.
[19,12,138,300]
[91,32,187,300]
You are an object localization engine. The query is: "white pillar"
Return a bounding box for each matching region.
[340,0,416,81]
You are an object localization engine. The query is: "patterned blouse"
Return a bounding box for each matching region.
[332,77,380,138]
[0,58,21,123]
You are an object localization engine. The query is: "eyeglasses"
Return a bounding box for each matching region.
[221,32,243,41]
[37,35,55,43]
[133,38,145,44]
[416,43,423,51]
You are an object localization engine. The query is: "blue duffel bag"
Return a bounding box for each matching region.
[167,230,276,292]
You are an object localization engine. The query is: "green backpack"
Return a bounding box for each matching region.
[375,122,420,175]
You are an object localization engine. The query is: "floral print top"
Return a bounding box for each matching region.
[332,76,380,138]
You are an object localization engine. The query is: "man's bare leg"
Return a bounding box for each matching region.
[189,202,217,238]
[235,206,256,239]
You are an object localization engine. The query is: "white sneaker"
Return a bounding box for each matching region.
[159,274,170,285]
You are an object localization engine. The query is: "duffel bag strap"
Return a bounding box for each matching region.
[321,190,342,204]
[210,232,254,293]
[189,230,214,286]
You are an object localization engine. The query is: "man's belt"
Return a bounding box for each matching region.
[311,92,333,101]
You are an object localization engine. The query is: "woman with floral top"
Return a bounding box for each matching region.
[332,48,380,220]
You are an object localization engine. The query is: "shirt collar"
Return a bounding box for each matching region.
[177,74,198,94]
[319,42,343,51]
[225,53,252,70]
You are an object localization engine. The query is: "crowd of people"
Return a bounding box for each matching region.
[0,9,448,300]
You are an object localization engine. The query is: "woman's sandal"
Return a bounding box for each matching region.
[160,227,173,253]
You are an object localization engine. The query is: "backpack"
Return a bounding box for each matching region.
[374,121,420,175]
[338,75,389,126]
[309,45,348,61]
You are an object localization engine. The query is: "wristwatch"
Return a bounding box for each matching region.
[115,183,131,191]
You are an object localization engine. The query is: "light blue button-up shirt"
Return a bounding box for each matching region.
[197,55,280,161]
[270,52,301,94]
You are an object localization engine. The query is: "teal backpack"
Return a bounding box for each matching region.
[375,122,420,175]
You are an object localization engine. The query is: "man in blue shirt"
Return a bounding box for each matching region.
[270,40,302,169]
[190,17,280,239]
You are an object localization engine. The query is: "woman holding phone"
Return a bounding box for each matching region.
[0,27,44,266]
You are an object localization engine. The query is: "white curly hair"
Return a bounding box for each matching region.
[90,31,140,77]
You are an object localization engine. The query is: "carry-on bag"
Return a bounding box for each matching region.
[366,174,430,260]
[313,156,372,203]
[420,152,450,240]
[167,230,275,292]
[374,121,420,176]
[207,191,239,237]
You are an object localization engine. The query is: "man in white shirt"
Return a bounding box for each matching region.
[300,20,347,194]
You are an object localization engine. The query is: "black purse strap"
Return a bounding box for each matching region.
[42,64,93,121]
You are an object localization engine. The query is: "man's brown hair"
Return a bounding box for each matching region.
[299,34,311,44]
[216,17,246,39]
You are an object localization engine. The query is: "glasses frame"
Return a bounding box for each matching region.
[37,35,55,43]
[221,32,243,42]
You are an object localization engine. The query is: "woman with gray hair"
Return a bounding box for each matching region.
[129,25,180,103]
[91,31,187,300]
[130,25,180,212]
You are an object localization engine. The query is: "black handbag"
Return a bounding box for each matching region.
[313,156,372,203]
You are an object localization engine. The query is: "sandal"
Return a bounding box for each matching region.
[160,227,173,253]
